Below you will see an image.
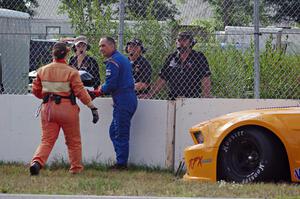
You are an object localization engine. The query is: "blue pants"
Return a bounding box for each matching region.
[109,92,137,165]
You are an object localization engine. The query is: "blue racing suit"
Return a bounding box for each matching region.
[101,50,137,166]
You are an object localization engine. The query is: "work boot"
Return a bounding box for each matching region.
[108,164,128,171]
[30,161,41,176]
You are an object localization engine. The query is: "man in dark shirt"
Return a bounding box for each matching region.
[126,38,152,96]
[145,32,211,100]
[69,36,101,89]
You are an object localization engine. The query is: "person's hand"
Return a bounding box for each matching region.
[135,82,148,91]
[88,88,103,100]
[138,93,152,99]
[91,107,99,124]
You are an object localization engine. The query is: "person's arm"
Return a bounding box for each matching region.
[140,54,172,99]
[198,52,212,98]
[70,69,99,124]
[135,82,149,91]
[201,76,212,98]
[101,61,119,94]
[141,77,166,99]
[70,69,94,107]
[135,59,152,91]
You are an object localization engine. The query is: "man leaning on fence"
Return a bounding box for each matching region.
[143,31,212,100]
[29,42,99,176]
[97,37,137,170]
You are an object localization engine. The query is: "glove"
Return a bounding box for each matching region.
[91,107,99,124]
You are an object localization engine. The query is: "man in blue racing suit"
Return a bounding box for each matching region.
[98,37,137,170]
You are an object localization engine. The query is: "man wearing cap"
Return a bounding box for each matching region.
[98,37,137,170]
[144,31,212,100]
[69,36,101,89]
[126,38,152,96]
[29,42,99,176]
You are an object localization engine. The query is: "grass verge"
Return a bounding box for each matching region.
[0,163,300,198]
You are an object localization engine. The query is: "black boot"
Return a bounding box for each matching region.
[108,164,128,171]
[30,161,41,176]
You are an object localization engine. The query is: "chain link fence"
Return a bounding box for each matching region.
[0,0,300,99]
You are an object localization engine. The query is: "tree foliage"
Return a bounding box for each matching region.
[205,0,267,29]
[205,0,300,29]
[0,0,38,16]
[59,0,179,35]
[126,0,179,21]
[264,0,300,23]
[59,0,118,35]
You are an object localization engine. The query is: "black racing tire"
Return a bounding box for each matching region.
[218,127,283,183]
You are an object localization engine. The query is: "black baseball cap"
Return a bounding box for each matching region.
[126,38,146,53]
[127,38,143,46]
[177,31,194,41]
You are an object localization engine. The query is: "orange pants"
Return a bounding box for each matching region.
[31,99,83,174]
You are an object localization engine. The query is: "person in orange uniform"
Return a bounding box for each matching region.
[29,42,99,176]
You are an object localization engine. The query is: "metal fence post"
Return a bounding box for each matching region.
[254,0,260,98]
[118,0,125,52]
[0,53,3,94]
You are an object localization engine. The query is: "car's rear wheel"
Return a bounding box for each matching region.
[218,127,283,183]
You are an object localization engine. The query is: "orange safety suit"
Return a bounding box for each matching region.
[31,59,93,174]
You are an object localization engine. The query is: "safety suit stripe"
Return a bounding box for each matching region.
[108,60,120,68]
[106,58,120,68]
[41,81,71,92]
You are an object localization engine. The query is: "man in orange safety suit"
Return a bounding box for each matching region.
[29,42,99,175]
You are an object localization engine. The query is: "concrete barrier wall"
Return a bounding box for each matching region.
[1,95,299,170]
[0,95,175,168]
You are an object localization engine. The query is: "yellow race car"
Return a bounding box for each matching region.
[183,106,300,183]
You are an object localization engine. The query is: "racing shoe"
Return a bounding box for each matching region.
[108,164,128,171]
[30,161,41,176]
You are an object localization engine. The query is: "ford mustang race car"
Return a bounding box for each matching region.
[183,106,300,183]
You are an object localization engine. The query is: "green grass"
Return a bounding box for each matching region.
[1,163,300,198]
[202,43,300,99]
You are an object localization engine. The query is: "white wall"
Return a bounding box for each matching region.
[1,95,299,170]
[0,95,174,168]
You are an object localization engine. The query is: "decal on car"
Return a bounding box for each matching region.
[294,168,300,180]
[189,156,203,169]
[188,156,212,170]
